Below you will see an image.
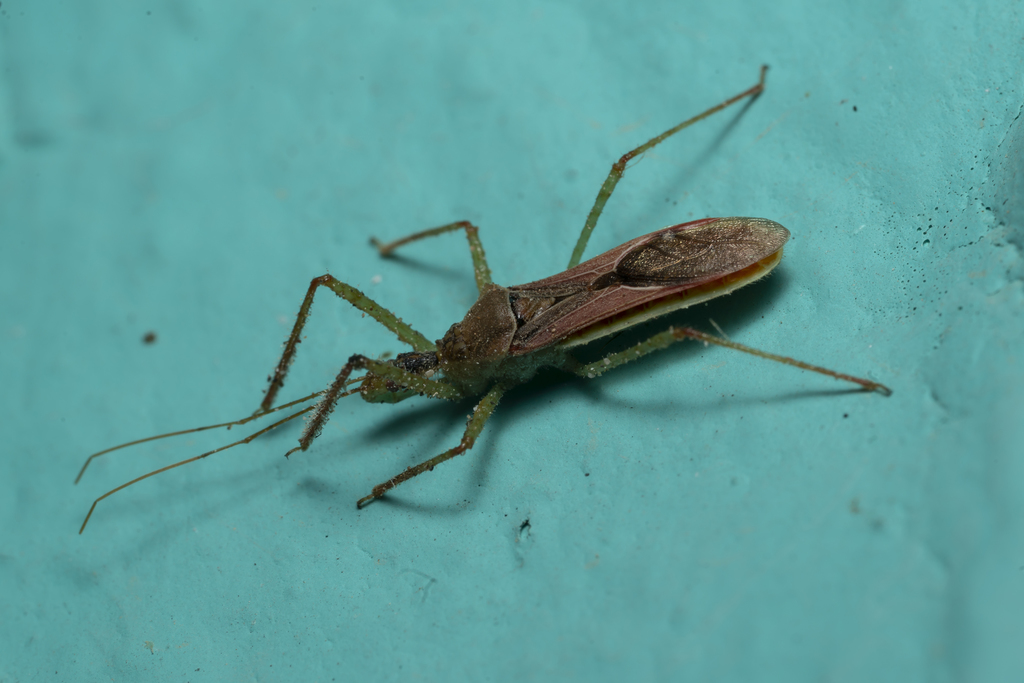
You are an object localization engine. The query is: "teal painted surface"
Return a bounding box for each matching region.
[1,1,1022,681]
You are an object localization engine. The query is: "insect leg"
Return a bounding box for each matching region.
[260,275,434,414]
[286,355,465,457]
[371,220,493,293]
[569,325,892,395]
[355,382,507,508]
[567,66,768,270]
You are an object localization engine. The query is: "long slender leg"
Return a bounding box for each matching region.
[287,354,465,458]
[370,220,493,293]
[356,382,507,508]
[567,66,768,270]
[260,275,435,414]
[568,325,891,395]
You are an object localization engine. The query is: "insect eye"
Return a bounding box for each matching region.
[393,351,440,375]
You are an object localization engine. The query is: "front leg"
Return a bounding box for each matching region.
[287,354,465,457]
[261,275,435,414]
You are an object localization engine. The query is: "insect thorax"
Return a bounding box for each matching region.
[435,285,517,394]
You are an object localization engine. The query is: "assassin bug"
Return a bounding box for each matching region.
[76,66,891,533]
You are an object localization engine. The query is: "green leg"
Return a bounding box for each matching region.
[287,354,465,458]
[567,328,680,379]
[260,275,435,414]
[356,382,507,508]
[371,220,493,293]
[567,66,768,270]
[570,325,892,395]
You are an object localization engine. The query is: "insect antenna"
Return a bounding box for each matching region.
[78,385,363,534]
[74,389,333,485]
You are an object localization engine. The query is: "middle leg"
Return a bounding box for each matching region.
[371,220,493,293]
[356,381,508,508]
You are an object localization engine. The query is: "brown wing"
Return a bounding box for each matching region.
[507,217,789,354]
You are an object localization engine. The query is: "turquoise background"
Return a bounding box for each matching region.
[2,1,1022,681]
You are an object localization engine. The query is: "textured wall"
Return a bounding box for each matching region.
[1,1,1021,681]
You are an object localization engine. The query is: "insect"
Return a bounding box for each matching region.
[76,66,891,533]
